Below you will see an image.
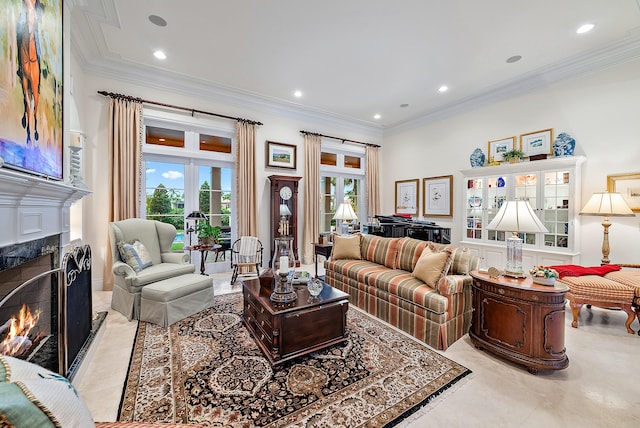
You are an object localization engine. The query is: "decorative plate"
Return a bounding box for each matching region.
[470,148,486,168]
[468,196,483,207]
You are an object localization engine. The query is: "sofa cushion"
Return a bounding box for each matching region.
[395,237,430,272]
[118,240,153,272]
[129,263,196,288]
[332,233,362,260]
[449,247,474,275]
[560,275,635,302]
[360,235,400,269]
[412,246,452,287]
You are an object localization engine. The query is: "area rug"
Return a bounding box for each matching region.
[119,292,470,427]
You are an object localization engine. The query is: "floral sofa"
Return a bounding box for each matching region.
[325,234,479,350]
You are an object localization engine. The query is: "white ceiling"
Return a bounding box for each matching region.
[69,0,640,130]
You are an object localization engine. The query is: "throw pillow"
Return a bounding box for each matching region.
[117,239,153,272]
[332,233,362,260]
[412,245,453,287]
[0,355,96,427]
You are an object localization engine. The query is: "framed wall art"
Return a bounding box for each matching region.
[266,141,297,169]
[0,0,64,179]
[488,137,515,163]
[520,128,553,157]
[607,173,640,213]
[395,179,419,215]
[423,175,453,217]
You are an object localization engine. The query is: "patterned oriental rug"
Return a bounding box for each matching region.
[119,293,470,427]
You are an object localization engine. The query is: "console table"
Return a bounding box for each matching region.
[469,271,569,374]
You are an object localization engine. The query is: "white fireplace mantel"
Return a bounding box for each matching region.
[0,168,91,249]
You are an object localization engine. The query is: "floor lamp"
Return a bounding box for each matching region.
[486,199,548,278]
[579,191,635,264]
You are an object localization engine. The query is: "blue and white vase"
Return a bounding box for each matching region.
[553,132,575,157]
[470,148,486,167]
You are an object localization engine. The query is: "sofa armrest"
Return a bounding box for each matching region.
[113,261,136,279]
[437,274,473,296]
[161,252,190,264]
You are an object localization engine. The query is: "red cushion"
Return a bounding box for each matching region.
[550,264,621,279]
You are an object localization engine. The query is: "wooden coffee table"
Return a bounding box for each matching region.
[242,276,349,365]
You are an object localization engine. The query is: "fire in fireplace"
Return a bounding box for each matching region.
[0,304,41,356]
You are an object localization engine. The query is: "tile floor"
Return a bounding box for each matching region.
[76,264,640,427]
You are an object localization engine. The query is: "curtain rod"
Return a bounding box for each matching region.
[299,130,380,148]
[97,91,263,126]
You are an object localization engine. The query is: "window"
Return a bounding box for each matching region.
[319,143,366,232]
[141,117,235,256]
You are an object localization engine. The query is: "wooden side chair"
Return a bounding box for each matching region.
[230,237,263,284]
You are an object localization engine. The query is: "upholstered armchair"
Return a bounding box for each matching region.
[109,218,195,320]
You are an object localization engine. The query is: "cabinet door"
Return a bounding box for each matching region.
[514,173,539,246]
[486,176,509,243]
[465,178,484,240]
[542,170,571,249]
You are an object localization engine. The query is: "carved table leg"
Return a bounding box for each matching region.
[527,367,539,375]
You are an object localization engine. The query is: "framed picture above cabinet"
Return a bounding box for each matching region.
[461,156,585,268]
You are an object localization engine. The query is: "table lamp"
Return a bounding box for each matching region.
[579,191,635,264]
[333,201,358,235]
[186,211,208,246]
[486,199,548,278]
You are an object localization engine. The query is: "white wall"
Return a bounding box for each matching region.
[382,59,640,266]
[71,56,382,289]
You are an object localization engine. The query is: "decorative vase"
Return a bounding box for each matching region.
[553,133,575,157]
[469,148,486,168]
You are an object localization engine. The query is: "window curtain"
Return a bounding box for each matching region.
[301,133,322,264]
[366,145,380,218]
[235,121,258,237]
[103,97,143,290]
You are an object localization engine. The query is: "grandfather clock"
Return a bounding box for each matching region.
[268,175,301,268]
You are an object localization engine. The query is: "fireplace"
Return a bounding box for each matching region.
[0,166,94,378]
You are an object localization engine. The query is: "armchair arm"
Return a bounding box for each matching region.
[161,252,190,264]
[113,261,136,279]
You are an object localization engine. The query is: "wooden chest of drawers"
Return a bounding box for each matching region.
[242,277,349,365]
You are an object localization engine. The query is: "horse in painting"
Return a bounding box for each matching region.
[16,0,43,145]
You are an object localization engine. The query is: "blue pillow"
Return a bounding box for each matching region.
[117,240,153,271]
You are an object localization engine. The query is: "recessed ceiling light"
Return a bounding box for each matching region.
[153,50,167,60]
[438,85,449,93]
[294,90,302,98]
[373,114,381,120]
[576,23,595,34]
[400,103,409,108]
[506,55,522,63]
[148,15,167,27]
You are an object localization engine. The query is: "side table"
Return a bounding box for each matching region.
[312,242,333,277]
[186,244,221,275]
[469,270,569,374]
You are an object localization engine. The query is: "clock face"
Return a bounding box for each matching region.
[280,186,293,200]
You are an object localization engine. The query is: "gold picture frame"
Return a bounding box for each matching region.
[520,128,553,157]
[607,173,640,213]
[488,136,516,163]
[423,175,453,217]
[395,179,419,215]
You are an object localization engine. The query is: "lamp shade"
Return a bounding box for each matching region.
[486,199,548,233]
[186,211,208,220]
[333,203,358,221]
[579,192,635,217]
[279,203,292,216]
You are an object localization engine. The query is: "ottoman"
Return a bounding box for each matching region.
[559,275,636,334]
[140,274,214,326]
